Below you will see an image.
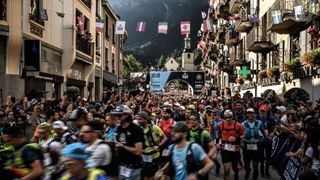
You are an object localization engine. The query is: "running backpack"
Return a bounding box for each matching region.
[96,141,119,177]
[243,121,260,140]
[187,129,209,153]
[167,143,203,176]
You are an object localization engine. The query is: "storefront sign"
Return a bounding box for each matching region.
[240,81,255,90]
[258,77,281,87]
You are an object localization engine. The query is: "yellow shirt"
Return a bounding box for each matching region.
[142,125,165,159]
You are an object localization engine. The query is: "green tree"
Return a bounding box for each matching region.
[123,54,143,78]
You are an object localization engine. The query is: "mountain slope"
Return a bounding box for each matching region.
[108,0,208,66]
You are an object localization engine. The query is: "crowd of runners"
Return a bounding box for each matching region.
[0,90,319,180]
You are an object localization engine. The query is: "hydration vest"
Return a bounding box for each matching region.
[61,168,106,180]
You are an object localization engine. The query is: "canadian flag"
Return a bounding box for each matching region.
[180,21,191,35]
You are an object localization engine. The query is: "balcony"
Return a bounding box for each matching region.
[216,3,231,20]
[235,8,253,33]
[229,0,241,14]
[79,0,91,9]
[76,34,93,57]
[247,25,274,54]
[0,0,6,21]
[230,46,247,66]
[225,31,240,46]
[267,0,309,34]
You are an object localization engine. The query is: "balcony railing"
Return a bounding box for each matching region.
[225,30,240,46]
[267,0,308,34]
[230,46,246,66]
[247,25,274,54]
[235,8,253,33]
[0,0,6,21]
[76,34,92,56]
[229,0,241,14]
[80,0,91,9]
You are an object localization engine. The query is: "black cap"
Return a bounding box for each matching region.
[69,108,87,121]
[111,105,131,115]
[137,111,150,120]
[171,122,188,133]
[0,111,5,117]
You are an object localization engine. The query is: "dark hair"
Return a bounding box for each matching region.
[86,120,105,131]
[3,126,23,138]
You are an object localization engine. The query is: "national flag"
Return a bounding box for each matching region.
[136,22,146,32]
[294,5,304,20]
[115,21,126,35]
[309,2,317,14]
[96,19,104,32]
[200,23,204,32]
[39,9,48,21]
[77,16,85,34]
[201,11,207,19]
[210,0,218,10]
[180,21,191,35]
[202,19,213,32]
[272,10,283,24]
[249,13,259,25]
[158,22,168,34]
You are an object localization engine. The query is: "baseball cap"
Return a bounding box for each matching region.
[213,109,221,114]
[38,122,52,133]
[69,108,87,121]
[205,105,212,110]
[0,111,5,117]
[171,122,188,133]
[259,105,268,111]
[198,104,205,110]
[276,106,287,113]
[224,110,233,117]
[247,108,255,113]
[52,120,68,130]
[111,105,131,115]
[179,106,186,111]
[174,102,181,107]
[137,111,150,120]
[62,143,89,159]
[187,104,196,110]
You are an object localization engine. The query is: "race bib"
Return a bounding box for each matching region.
[142,154,153,163]
[120,166,132,177]
[247,144,258,151]
[43,153,52,166]
[162,149,170,157]
[224,144,236,152]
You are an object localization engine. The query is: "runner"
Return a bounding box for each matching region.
[113,105,144,180]
[241,108,266,180]
[218,110,244,180]
[156,122,214,180]
[137,111,167,180]
[61,143,108,180]
[187,114,217,180]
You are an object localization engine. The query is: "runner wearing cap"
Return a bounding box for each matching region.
[113,105,144,180]
[155,122,214,180]
[52,121,77,146]
[217,110,244,180]
[137,111,167,180]
[61,143,107,180]
[210,109,222,176]
[241,108,267,180]
[67,108,88,137]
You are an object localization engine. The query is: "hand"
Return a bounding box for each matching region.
[228,136,236,142]
[187,174,198,180]
[115,142,125,149]
[285,152,295,157]
[154,170,164,180]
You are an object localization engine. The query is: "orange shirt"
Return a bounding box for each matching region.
[218,120,244,142]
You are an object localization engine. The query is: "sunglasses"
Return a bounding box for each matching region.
[225,117,232,119]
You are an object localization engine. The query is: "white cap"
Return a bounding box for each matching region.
[52,120,68,130]
[247,108,255,113]
[174,102,181,106]
[179,106,186,111]
[163,102,172,107]
[276,106,287,113]
[224,110,233,116]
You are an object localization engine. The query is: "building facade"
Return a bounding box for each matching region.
[0,0,126,101]
[200,0,320,102]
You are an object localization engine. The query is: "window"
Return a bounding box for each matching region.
[80,0,91,9]
[0,0,6,21]
[29,0,44,25]
[112,53,115,73]
[105,48,109,71]
[112,23,115,44]
[187,54,191,59]
[171,60,173,64]
[105,15,109,38]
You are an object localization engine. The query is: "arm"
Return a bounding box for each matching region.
[207,141,217,159]
[20,160,43,180]
[117,142,143,156]
[198,156,214,175]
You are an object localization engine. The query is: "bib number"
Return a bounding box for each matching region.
[142,154,153,163]
[120,166,132,177]
[247,144,258,150]
[162,149,170,157]
[224,144,236,152]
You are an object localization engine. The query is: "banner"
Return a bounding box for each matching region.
[96,19,104,32]
[77,16,85,34]
[115,21,126,35]
[149,71,205,95]
[180,21,191,35]
[158,22,168,34]
[136,21,146,32]
[271,133,305,180]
